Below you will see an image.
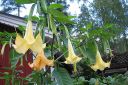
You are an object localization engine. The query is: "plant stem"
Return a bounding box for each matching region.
[51,34,55,58]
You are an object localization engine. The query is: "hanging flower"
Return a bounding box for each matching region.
[24,21,35,44]
[13,21,45,54]
[28,49,54,71]
[30,34,46,53]
[65,39,81,72]
[90,49,111,71]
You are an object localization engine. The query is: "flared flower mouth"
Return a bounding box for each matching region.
[12,34,29,54]
[90,49,111,71]
[65,55,81,64]
[28,49,54,71]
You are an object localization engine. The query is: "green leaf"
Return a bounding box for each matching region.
[53,67,73,85]
[24,72,42,85]
[31,16,39,22]
[15,0,36,4]
[48,4,63,9]
[64,25,70,39]
[89,78,97,85]
[55,16,74,24]
[40,0,47,13]
[49,15,57,34]
[86,23,92,29]
[49,9,74,24]
[79,47,87,59]
[85,41,97,65]
[49,9,66,18]
[18,25,25,32]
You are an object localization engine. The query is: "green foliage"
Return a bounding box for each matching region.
[48,4,74,24]
[73,77,88,85]
[15,0,36,4]
[24,72,42,85]
[9,48,23,68]
[88,74,128,85]
[53,67,73,85]
[48,4,64,9]
[79,40,97,65]
[0,32,16,44]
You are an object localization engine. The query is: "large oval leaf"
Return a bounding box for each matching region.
[80,40,97,65]
[52,67,73,85]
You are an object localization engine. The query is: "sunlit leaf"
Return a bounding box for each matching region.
[15,0,36,4]
[49,9,66,18]
[48,4,63,9]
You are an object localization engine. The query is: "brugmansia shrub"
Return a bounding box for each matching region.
[1,0,127,85]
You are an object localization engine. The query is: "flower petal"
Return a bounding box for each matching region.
[40,50,54,66]
[30,33,46,53]
[13,34,29,54]
[29,55,44,71]
[68,39,75,56]
[29,49,54,71]
[73,56,81,64]
[65,55,81,64]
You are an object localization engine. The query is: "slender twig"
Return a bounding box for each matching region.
[51,34,55,58]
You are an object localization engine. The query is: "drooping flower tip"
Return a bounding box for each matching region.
[105,61,111,68]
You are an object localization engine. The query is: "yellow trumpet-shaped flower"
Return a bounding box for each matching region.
[30,34,46,53]
[28,49,54,71]
[65,39,81,65]
[91,49,111,71]
[13,21,45,54]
